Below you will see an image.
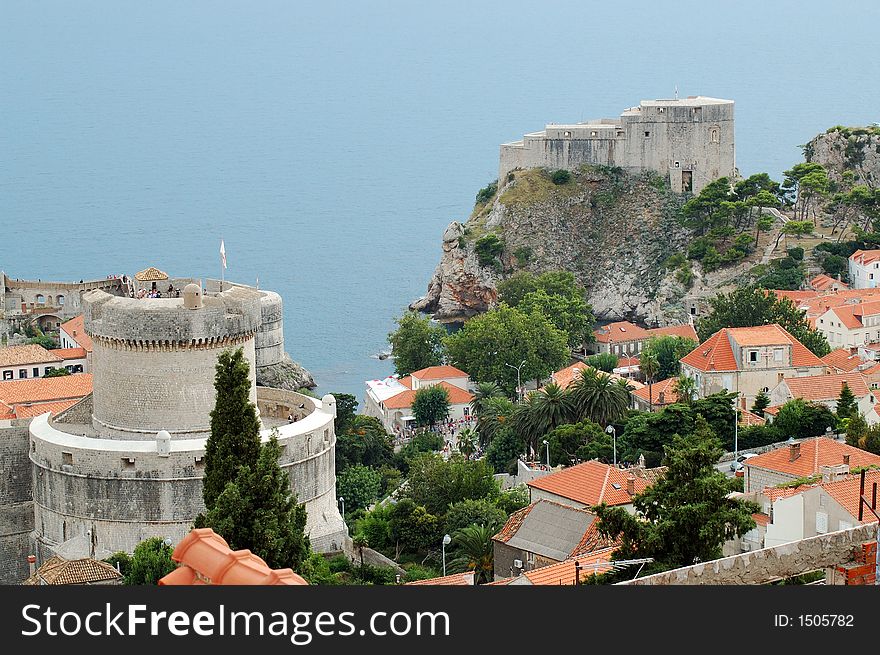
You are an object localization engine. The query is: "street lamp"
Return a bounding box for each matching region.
[733,394,739,461]
[605,424,617,467]
[543,439,550,469]
[442,534,452,576]
[338,496,345,520]
[505,360,527,403]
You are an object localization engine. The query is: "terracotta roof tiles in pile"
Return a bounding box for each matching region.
[782,372,870,402]
[410,365,469,380]
[59,315,93,353]
[158,528,307,585]
[821,349,866,373]
[527,460,664,507]
[0,344,62,367]
[745,437,880,479]
[0,373,92,406]
[405,572,475,586]
[383,381,473,410]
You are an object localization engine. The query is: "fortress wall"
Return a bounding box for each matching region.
[255,291,285,369]
[0,424,35,583]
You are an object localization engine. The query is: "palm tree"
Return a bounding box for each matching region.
[569,368,631,426]
[528,383,575,444]
[639,351,659,411]
[449,524,494,584]
[477,396,515,447]
[352,533,368,568]
[457,427,477,460]
[512,392,542,457]
[470,382,504,418]
[673,375,697,405]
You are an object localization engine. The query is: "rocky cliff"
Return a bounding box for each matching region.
[257,352,316,391]
[413,166,727,325]
[805,125,880,187]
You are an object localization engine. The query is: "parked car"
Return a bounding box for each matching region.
[729,452,757,471]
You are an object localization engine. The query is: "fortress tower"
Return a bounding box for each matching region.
[27,283,346,567]
[499,96,736,194]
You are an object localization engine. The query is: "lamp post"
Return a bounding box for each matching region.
[505,360,527,403]
[442,534,452,576]
[543,439,550,469]
[338,496,345,520]
[605,424,617,467]
[733,394,739,461]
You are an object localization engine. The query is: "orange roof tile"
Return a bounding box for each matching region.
[746,437,880,479]
[680,328,737,372]
[160,528,307,586]
[781,372,870,402]
[383,381,473,410]
[593,321,650,343]
[398,376,413,389]
[752,513,771,527]
[405,572,475,586]
[810,274,848,291]
[739,409,767,426]
[521,548,616,585]
[51,347,87,360]
[23,557,122,585]
[492,504,535,543]
[0,373,92,406]
[850,249,880,265]
[569,519,620,557]
[134,266,169,281]
[12,399,81,419]
[0,344,62,367]
[821,349,865,373]
[527,460,663,507]
[632,377,678,406]
[551,361,590,390]
[59,315,93,353]
[763,405,782,416]
[681,324,825,372]
[411,365,469,380]
[649,324,698,342]
[821,469,880,521]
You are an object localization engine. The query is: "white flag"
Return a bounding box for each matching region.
[220,239,227,269]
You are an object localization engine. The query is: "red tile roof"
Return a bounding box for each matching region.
[405,572,475,586]
[821,469,880,521]
[59,315,93,353]
[398,376,413,389]
[632,377,678,406]
[411,365,469,380]
[0,344,62,367]
[680,324,825,372]
[752,513,771,527]
[850,249,880,266]
[23,557,122,585]
[383,381,473,410]
[569,519,620,557]
[12,399,81,420]
[739,409,767,426]
[159,528,307,586]
[810,274,848,291]
[51,347,87,360]
[649,324,698,341]
[0,373,92,406]
[593,321,697,344]
[781,372,870,402]
[527,460,663,507]
[492,504,535,543]
[821,349,865,373]
[520,548,616,585]
[745,438,880,479]
[549,362,642,392]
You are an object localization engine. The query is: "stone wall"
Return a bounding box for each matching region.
[620,524,877,585]
[0,424,35,584]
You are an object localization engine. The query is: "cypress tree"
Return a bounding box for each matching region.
[836,382,858,421]
[202,348,262,510]
[751,390,770,417]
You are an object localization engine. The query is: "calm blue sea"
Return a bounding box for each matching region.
[2,0,879,402]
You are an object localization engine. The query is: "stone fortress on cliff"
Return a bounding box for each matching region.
[0,269,345,583]
[499,95,736,194]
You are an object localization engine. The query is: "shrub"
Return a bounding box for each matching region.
[475,180,498,205]
[514,246,533,266]
[702,247,722,272]
[687,238,711,260]
[474,234,504,267]
[787,246,804,261]
[550,169,572,185]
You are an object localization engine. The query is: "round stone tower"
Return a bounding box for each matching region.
[83,286,262,439]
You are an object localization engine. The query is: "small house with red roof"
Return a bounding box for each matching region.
[768,372,876,422]
[363,365,474,433]
[848,249,880,289]
[590,320,697,357]
[814,299,880,350]
[678,323,827,408]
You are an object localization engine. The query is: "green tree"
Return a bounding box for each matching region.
[470,381,505,415]
[754,213,775,247]
[781,162,828,220]
[103,551,132,578]
[773,399,837,439]
[332,393,358,435]
[202,348,262,510]
[411,385,450,427]
[640,335,698,381]
[836,382,858,421]
[43,367,71,377]
[474,233,504,267]
[519,383,576,453]
[401,454,499,516]
[546,420,613,466]
[444,499,507,536]
[457,427,477,460]
[27,334,58,349]
[449,524,495,584]
[202,435,309,570]
[495,485,530,515]
[585,352,618,373]
[752,390,771,417]
[639,351,660,410]
[681,177,734,235]
[336,465,383,512]
[335,415,394,473]
[475,180,497,205]
[595,416,758,569]
[845,413,869,448]
[485,426,525,475]
[125,537,176,586]
[387,312,447,377]
[519,288,595,349]
[672,375,697,405]
[388,499,441,557]
[696,287,830,357]
[444,304,569,395]
[352,533,369,568]
[497,270,539,307]
[569,368,632,426]
[475,396,515,447]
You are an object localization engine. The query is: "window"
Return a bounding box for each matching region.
[463,406,470,416]
[839,520,853,531]
[44,367,52,375]
[590,130,598,136]
[194,456,205,468]
[2,371,11,381]
[563,130,571,137]
[710,128,720,143]
[121,458,136,471]
[57,295,65,306]
[36,294,45,304]
[644,131,651,138]
[18,369,27,379]
[749,351,758,363]
[33,367,39,377]
[774,348,783,362]
[815,511,828,534]
[62,452,73,466]
[658,107,664,113]
[616,130,624,137]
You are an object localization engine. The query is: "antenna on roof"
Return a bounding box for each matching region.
[674,85,679,100]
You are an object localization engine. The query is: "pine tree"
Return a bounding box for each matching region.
[203,434,310,570]
[751,390,771,417]
[202,348,262,510]
[836,382,858,421]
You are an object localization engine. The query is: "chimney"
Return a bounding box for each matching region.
[72,330,77,336]
[789,442,801,461]
[821,463,850,483]
[658,391,666,405]
[844,454,851,466]
[27,555,36,577]
[626,475,636,496]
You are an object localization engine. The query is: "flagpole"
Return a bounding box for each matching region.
[220,238,225,291]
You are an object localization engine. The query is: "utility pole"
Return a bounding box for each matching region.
[857,470,880,586]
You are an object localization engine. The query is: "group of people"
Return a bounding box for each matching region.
[133,284,181,299]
